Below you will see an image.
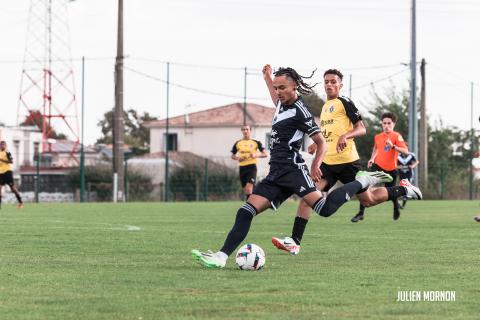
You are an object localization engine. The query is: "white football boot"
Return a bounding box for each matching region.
[271,236,300,255]
[399,179,423,200]
[191,249,226,268]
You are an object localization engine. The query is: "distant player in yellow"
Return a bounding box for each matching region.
[0,141,24,209]
[231,125,267,199]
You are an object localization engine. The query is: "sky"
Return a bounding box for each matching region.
[0,0,479,145]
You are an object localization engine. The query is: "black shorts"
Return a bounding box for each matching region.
[0,171,14,187]
[253,162,317,210]
[399,170,412,182]
[320,160,367,194]
[239,164,257,187]
[371,163,397,187]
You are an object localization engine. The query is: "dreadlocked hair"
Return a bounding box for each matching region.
[274,67,318,95]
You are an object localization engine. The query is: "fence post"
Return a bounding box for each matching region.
[204,158,209,201]
[440,162,445,200]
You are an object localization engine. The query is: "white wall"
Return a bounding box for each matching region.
[0,126,42,171]
[150,125,273,177]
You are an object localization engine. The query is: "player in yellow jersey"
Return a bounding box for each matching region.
[272,69,422,255]
[0,141,24,209]
[231,125,268,199]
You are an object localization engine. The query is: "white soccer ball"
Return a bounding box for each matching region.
[235,243,266,270]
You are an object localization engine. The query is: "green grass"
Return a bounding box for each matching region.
[0,200,479,319]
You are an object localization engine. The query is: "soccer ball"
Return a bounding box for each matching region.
[235,243,265,270]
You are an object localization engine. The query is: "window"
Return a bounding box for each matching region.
[164,133,178,151]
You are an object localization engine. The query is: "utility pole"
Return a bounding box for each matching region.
[408,0,418,180]
[243,67,247,126]
[164,62,170,202]
[349,74,352,98]
[418,58,428,188]
[113,0,125,202]
[470,82,475,200]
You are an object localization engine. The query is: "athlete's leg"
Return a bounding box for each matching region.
[243,182,254,200]
[10,184,23,206]
[290,179,328,244]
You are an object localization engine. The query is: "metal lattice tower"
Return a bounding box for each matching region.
[17,0,79,161]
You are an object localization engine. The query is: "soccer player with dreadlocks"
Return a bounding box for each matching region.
[191,64,417,269]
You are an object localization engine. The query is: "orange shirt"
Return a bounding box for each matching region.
[373,131,406,171]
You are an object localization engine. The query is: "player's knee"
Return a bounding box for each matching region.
[238,202,258,218]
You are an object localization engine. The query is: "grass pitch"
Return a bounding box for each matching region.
[0,200,479,319]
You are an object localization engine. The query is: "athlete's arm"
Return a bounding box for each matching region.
[310,133,327,182]
[337,120,366,153]
[410,159,419,169]
[368,146,377,168]
[262,64,278,105]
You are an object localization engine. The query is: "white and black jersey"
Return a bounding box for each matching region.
[397,152,417,173]
[269,97,320,165]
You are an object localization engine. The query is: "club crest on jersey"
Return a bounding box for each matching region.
[329,105,335,113]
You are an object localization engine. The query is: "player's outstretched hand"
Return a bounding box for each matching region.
[262,64,272,80]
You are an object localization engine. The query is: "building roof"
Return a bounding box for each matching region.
[145,102,275,128]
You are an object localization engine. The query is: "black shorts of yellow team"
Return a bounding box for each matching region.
[0,170,14,187]
[239,164,257,187]
[252,162,317,210]
[320,160,368,194]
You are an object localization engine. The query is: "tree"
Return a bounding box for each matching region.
[19,110,67,139]
[301,91,325,117]
[97,108,157,153]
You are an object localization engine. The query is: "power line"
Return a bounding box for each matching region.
[350,68,410,91]
[124,65,269,101]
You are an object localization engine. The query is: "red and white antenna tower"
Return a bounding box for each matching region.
[17,0,79,162]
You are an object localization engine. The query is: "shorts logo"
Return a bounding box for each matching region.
[329,105,335,112]
[345,193,350,201]
[299,186,306,193]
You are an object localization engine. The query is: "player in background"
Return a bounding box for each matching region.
[397,147,419,209]
[0,141,24,209]
[231,125,267,200]
[191,65,420,268]
[271,71,420,255]
[351,113,408,223]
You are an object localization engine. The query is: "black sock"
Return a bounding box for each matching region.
[220,203,256,256]
[14,191,22,204]
[358,204,365,215]
[317,181,363,217]
[291,216,308,245]
[393,199,399,210]
[386,186,407,201]
[0,195,2,209]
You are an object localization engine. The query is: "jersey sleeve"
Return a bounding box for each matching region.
[410,153,417,163]
[230,141,239,154]
[255,140,265,152]
[395,134,407,148]
[295,104,320,137]
[339,96,362,124]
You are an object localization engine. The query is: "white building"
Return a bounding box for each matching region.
[0,125,43,171]
[146,103,276,177]
[146,102,314,178]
